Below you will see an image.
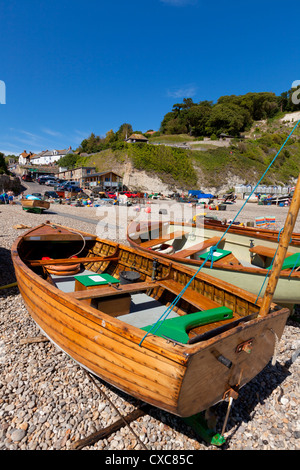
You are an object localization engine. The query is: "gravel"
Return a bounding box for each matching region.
[0,200,299,451]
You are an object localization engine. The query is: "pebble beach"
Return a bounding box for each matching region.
[0,199,299,451]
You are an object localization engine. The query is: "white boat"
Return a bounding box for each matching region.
[127,219,300,308]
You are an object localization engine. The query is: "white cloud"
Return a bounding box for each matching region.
[42,128,63,137]
[167,85,197,98]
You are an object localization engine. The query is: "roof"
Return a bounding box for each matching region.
[38,149,70,157]
[57,166,96,174]
[20,151,31,158]
[36,147,72,157]
[20,151,38,160]
[126,134,148,141]
[82,170,122,178]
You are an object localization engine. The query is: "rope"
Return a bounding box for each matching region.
[45,222,86,258]
[139,253,210,346]
[215,119,300,249]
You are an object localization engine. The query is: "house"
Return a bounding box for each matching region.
[19,150,37,165]
[125,134,149,143]
[82,170,123,190]
[56,167,97,184]
[30,146,73,165]
[55,167,122,190]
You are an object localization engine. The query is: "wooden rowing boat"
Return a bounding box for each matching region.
[200,217,300,246]
[11,222,291,420]
[21,198,50,214]
[127,219,300,307]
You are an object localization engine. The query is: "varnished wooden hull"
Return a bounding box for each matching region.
[127,220,300,306]
[21,199,50,212]
[12,224,290,417]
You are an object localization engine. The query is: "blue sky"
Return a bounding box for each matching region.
[0,0,299,155]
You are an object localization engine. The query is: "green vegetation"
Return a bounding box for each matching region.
[160,87,300,138]
[191,129,300,188]
[0,152,8,174]
[55,86,300,191]
[128,143,197,186]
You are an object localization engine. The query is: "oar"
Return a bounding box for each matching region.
[259,173,300,317]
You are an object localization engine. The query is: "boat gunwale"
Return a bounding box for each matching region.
[127,220,300,279]
[128,218,300,244]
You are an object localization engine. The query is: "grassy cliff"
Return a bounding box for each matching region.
[81,115,300,191]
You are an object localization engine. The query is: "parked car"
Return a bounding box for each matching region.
[31,193,43,199]
[44,191,59,199]
[38,176,49,184]
[21,175,32,182]
[45,179,57,186]
[62,181,80,188]
[119,191,134,198]
[106,192,117,199]
[64,186,82,193]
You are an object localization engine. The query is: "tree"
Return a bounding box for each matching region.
[160,112,176,133]
[116,123,133,140]
[187,101,213,136]
[57,154,80,169]
[77,133,106,154]
[0,152,8,174]
[206,103,248,136]
[105,129,116,143]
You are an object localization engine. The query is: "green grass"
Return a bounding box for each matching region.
[148,134,196,143]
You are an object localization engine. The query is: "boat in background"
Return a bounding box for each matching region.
[127,218,300,308]
[199,216,300,245]
[21,198,50,214]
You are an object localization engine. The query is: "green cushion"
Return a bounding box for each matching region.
[141,306,233,343]
[199,248,232,262]
[281,253,300,271]
[74,273,119,287]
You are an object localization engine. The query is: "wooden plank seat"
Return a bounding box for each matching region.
[157,279,220,311]
[70,281,158,301]
[249,245,295,259]
[23,224,97,242]
[140,231,189,249]
[172,236,223,259]
[28,255,119,267]
[249,245,295,265]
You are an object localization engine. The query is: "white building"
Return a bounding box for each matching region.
[30,147,73,165]
[19,150,35,165]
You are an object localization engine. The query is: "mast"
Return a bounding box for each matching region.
[259,174,300,316]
